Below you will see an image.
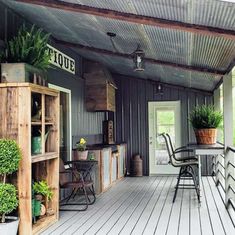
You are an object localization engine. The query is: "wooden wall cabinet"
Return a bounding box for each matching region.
[84,63,117,112]
[0,83,59,235]
[86,83,116,112]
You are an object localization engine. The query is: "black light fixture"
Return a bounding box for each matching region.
[155,83,163,95]
[133,44,145,72]
[107,32,118,52]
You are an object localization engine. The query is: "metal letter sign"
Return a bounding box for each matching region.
[47,44,76,74]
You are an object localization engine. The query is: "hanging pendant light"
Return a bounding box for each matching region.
[133,44,145,72]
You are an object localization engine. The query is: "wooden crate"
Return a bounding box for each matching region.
[0,83,59,235]
[85,83,116,112]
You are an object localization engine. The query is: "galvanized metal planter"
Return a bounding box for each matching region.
[1,63,46,86]
[0,216,19,235]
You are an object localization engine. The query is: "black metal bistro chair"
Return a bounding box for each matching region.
[59,158,96,211]
[159,133,200,202]
[165,133,197,162]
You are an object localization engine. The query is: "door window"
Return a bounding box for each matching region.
[155,109,175,165]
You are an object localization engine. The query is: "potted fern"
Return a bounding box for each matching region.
[1,24,50,85]
[0,139,21,235]
[32,180,54,217]
[189,105,223,145]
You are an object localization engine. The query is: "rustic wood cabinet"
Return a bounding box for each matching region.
[84,63,117,112]
[85,83,116,112]
[0,83,59,235]
[87,144,126,194]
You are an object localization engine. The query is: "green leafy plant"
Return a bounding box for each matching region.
[0,184,18,217]
[33,180,53,201]
[189,105,223,129]
[2,24,51,71]
[0,139,21,223]
[76,138,87,151]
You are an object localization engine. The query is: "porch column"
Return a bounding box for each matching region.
[223,72,234,207]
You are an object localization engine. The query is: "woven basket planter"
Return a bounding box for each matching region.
[194,128,217,145]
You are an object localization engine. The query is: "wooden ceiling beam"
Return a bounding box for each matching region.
[16,0,235,40]
[54,38,225,76]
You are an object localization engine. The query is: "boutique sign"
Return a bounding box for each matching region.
[47,44,75,74]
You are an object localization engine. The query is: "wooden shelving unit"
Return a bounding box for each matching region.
[0,83,60,235]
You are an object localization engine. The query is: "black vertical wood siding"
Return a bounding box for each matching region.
[114,74,213,176]
[0,4,104,144]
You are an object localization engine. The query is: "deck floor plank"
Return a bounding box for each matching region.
[82,177,153,235]
[64,177,143,235]
[202,177,226,235]
[166,179,184,235]
[118,177,163,235]
[96,177,156,235]
[207,177,235,234]
[142,177,174,235]
[131,177,168,235]
[41,176,234,235]
[189,181,202,235]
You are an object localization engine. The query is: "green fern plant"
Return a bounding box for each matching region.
[33,180,53,201]
[189,105,223,129]
[3,24,51,71]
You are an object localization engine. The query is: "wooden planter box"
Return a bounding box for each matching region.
[1,63,46,86]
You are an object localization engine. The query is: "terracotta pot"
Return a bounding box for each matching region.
[74,150,88,160]
[194,128,217,145]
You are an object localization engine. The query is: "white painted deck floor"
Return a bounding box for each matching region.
[41,176,235,235]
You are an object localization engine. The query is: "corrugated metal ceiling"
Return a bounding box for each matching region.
[1,0,235,91]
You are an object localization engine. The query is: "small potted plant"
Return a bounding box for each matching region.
[75,138,88,160]
[0,139,21,235]
[1,24,50,85]
[33,180,53,202]
[189,105,223,144]
[33,180,53,217]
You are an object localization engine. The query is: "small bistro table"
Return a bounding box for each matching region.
[187,143,224,199]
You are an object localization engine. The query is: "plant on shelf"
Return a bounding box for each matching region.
[33,180,53,202]
[189,105,223,145]
[0,139,21,234]
[75,138,88,160]
[2,24,50,71]
[1,24,51,85]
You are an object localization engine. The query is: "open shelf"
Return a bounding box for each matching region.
[45,122,54,126]
[0,83,60,235]
[31,121,42,126]
[31,152,58,163]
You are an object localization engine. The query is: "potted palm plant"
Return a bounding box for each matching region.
[0,24,50,85]
[0,139,21,235]
[189,105,223,145]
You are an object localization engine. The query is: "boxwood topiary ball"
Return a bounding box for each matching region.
[0,139,21,175]
[0,183,18,215]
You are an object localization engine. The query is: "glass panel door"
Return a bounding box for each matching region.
[149,101,181,175]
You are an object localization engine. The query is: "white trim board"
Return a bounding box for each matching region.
[48,83,72,161]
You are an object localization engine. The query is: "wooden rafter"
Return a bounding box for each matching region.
[53,38,225,76]
[16,0,235,40]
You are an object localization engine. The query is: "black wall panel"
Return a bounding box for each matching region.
[114,74,213,176]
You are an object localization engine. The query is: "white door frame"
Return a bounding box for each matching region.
[48,83,72,160]
[148,101,181,175]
